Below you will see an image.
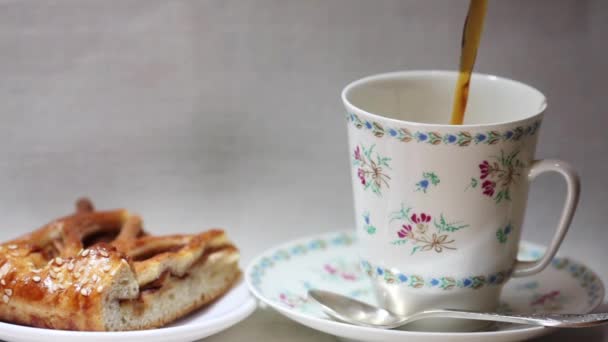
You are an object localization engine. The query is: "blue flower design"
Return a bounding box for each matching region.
[416,132,428,141]
[376,267,384,275]
[261,258,273,268]
[388,128,398,137]
[504,131,514,139]
[365,121,373,129]
[446,134,457,143]
[489,275,497,283]
[364,214,370,225]
[398,274,408,282]
[418,179,429,189]
[430,279,440,286]
[475,133,486,142]
[291,245,306,255]
[463,278,472,287]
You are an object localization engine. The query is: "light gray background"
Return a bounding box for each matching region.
[0,0,606,340]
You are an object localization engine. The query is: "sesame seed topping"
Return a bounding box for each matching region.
[80,288,90,297]
[4,289,12,296]
[102,265,111,272]
[55,257,64,265]
[67,263,75,271]
[110,270,117,276]
[2,295,8,303]
[97,286,104,293]
[81,249,90,257]
[7,245,17,250]
[92,274,99,282]
[9,251,19,257]
[32,276,41,282]
[1,280,6,286]
[57,284,65,290]
[49,271,57,279]
[74,272,81,279]
[32,269,41,274]
[100,250,109,257]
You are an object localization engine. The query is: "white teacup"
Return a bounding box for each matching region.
[342,71,579,329]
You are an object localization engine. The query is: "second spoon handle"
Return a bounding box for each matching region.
[412,309,608,328]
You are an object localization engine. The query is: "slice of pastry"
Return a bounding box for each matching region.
[0,198,240,331]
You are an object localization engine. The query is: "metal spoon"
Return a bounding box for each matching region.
[308,289,608,329]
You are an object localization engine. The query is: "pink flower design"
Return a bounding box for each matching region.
[411,212,431,234]
[482,180,496,197]
[411,213,431,224]
[324,264,337,275]
[479,160,491,179]
[354,146,361,161]
[397,224,413,238]
[531,290,560,306]
[341,273,357,281]
[357,168,366,185]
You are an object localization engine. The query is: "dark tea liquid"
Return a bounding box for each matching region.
[450,0,488,125]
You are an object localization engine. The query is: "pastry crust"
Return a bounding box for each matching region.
[0,198,240,331]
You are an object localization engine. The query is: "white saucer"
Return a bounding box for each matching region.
[0,279,255,342]
[245,231,604,342]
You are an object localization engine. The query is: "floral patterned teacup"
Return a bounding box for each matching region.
[342,71,580,329]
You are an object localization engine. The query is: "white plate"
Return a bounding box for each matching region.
[0,279,255,342]
[246,231,604,342]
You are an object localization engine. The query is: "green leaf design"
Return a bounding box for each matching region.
[409,275,424,288]
[399,128,413,142]
[390,204,412,223]
[384,270,396,283]
[434,214,469,232]
[372,122,385,138]
[423,172,440,186]
[457,132,472,146]
[471,276,486,289]
[487,130,500,144]
[496,229,507,243]
[428,132,442,145]
[440,277,456,290]
[513,127,524,140]
[352,114,363,129]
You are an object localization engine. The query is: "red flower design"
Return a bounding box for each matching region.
[479,160,490,179]
[482,180,496,197]
[354,146,361,161]
[411,213,431,224]
[397,224,413,238]
[357,168,366,185]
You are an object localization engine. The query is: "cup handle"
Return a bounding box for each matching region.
[512,159,580,277]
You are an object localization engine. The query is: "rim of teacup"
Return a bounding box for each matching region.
[341,70,548,129]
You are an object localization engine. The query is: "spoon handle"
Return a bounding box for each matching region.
[415,309,608,328]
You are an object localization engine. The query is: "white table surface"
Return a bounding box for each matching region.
[0,0,606,340]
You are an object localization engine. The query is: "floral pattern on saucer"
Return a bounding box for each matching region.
[247,231,604,315]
